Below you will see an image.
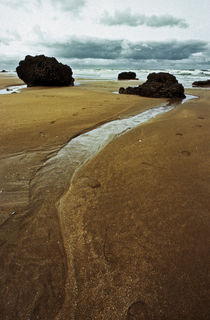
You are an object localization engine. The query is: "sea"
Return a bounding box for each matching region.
[73,68,210,89]
[3,68,210,89]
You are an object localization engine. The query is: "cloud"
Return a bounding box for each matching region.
[0,0,41,8]
[0,55,20,70]
[51,0,86,12]
[1,37,209,70]
[124,40,206,60]
[0,0,86,12]
[100,9,188,28]
[45,38,207,61]
[0,39,9,46]
[46,38,122,59]
[0,28,21,45]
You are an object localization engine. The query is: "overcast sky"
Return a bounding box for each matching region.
[0,0,210,70]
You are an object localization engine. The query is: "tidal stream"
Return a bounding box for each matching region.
[0,89,197,320]
[30,94,197,205]
[0,84,27,94]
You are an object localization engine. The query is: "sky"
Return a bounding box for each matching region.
[0,0,210,70]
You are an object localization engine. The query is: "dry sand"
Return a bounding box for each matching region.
[0,75,209,319]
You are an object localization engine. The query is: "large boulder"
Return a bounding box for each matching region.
[118,71,138,80]
[192,79,210,87]
[16,55,74,87]
[119,72,185,99]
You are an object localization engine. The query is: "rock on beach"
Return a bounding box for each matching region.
[192,79,210,87]
[119,72,185,99]
[16,55,74,87]
[118,71,138,80]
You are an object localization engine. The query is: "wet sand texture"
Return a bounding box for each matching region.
[0,76,209,319]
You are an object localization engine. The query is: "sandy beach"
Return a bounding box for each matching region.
[0,75,209,319]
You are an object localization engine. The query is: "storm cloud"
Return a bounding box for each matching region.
[123,41,206,60]
[100,10,188,28]
[46,38,207,61]
[47,38,122,59]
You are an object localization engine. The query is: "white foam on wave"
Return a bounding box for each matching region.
[73,68,210,89]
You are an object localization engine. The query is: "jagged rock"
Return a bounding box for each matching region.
[16,55,74,87]
[118,71,138,80]
[119,72,185,99]
[192,79,210,87]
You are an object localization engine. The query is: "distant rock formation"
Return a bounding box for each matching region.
[1,70,7,73]
[119,72,185,99]
[192,79,210,87]
[16,55,74,87]
[118,71,138,80]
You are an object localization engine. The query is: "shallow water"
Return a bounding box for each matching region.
[0,84,27,94]
[30,95,197,203]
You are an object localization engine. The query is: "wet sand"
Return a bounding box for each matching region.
[0,78,162,218]
[0,75,209,319]
[59,88,210,319]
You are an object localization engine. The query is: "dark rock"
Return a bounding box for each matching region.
[118,71,138,80]
[1,70,7,73]
[119,86,140,95]
[16,55,74,87]
[119,72,185,99]
[192,79,210,87]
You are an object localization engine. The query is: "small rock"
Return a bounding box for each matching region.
[192,79,210,87]
[118,71,138,80]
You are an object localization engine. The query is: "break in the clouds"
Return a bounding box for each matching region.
[46,38,207,61]
[100,10,188,28]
